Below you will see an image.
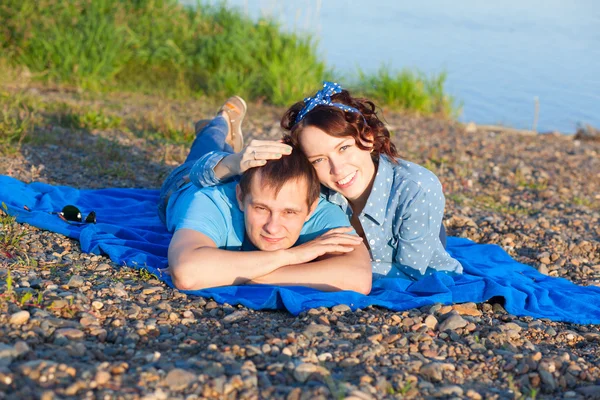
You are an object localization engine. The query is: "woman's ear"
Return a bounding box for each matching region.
[358,133,375,152]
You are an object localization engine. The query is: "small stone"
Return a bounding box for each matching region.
[367,333,382,342]
[293,363,329,383]
[465,122,477,133]
[438,313,468,331]
[584,333,600,342]
[302,323,331,338]
[546,327,557,337]
[95,264,111,272]
[539,369,556,391]
[437,385,464,396]
[537,264,549,275]
[55,328,85,340]
[345,390,375,400]
[424,315,438,329]
[576,386,600,398]
[339,358,360,368]
[67,275,85,288]
[452,303,482,316]
[113,285,128,298]
[499,322,523,333]
[13,341,30,357]
[9,311,30,325]
[466,389,483,400]
[92,301,104,310]
[420,362,444,382]
[95,370,111,385]
[163,368,197,391]
[245,346,262,357]
[222,310,248,323]
[331,304,351,313]
[438,305,453,315]
[142,286,162,295]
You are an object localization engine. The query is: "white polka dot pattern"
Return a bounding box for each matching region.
[325,155,463,280]
[295,81,362,124]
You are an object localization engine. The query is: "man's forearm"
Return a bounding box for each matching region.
[169,246,290,291]
[249,245,372,294]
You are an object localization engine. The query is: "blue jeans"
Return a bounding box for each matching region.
[157,116,232,224]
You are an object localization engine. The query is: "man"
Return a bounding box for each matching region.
[158,97,371,294]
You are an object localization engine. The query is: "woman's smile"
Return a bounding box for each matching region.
[336,170,357,188]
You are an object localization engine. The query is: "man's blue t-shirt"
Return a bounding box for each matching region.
[165,181,352,249]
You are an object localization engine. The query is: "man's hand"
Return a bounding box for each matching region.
[215,140,293,180]
[282,227,363,266]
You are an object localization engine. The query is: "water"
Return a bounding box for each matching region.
[203,0,600,133]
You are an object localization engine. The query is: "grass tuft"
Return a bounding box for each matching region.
[0,202,25,250]
[0,92,36,154]
[357,65,461,117]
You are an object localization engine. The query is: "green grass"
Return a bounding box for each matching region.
[0,91,36,154]
[357,65,461,117]
[0,0,458,117]
[0,202,25,249]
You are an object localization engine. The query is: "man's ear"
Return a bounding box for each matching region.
[305,198,320,221]
[235,184,244,211]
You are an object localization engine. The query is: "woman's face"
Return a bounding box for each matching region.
[298,125,376,203]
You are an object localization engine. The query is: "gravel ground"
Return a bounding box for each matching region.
[1,87,599,399]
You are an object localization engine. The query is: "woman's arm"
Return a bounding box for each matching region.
[188,140,293,187]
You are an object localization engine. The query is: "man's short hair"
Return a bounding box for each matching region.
[238,143,320,207]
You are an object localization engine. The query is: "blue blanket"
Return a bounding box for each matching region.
[1,175,599,324]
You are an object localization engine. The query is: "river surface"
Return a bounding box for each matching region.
[199,0,600,133]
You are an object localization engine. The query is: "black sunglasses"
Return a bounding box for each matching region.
[53,205,96,224]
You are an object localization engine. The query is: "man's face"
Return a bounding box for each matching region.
[236,173,316,251]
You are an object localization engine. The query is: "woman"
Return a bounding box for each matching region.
[197,82,463,280]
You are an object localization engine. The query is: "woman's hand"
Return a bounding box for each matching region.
[282,227,363,266]
[214,140,293,180]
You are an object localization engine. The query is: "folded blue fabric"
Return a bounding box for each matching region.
[2,175,599,324]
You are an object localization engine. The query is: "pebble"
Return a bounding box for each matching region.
[419,362,444,382]
[163,369,197,391]
[91,301,104,310]
[94,370,111,386]
[437,313,468,331]
[332,304,351,313]
[9,310,30,325]
[67,275,84,288]
[95,264,111,272]
[293,363,329,383]
[222,310,248,323]
[452,303,482,316]
[142,286,162,295]
[424,315,438,329]
[302,323,331,338]
[436,385,464,396]
[339,358,360,368]
[54,328,85,340]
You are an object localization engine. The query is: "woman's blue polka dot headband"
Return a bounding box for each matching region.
[295,81,363,124]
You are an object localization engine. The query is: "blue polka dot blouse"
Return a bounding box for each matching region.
[321,155,463,280]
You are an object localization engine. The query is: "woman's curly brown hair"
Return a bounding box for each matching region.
[280,89,398,161]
